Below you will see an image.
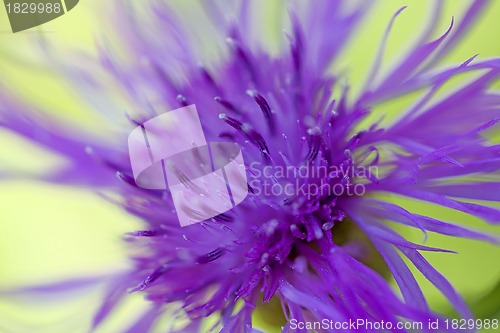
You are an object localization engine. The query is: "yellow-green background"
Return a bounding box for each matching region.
[0,1,499,332]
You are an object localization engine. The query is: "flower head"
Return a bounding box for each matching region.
[2,1,500,332]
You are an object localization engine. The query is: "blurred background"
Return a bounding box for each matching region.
[0,1,499,332]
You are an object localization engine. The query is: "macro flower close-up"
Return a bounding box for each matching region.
[1,0,500,332]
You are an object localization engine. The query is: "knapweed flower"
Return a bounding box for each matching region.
[1,0,500,332]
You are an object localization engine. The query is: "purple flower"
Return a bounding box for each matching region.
[2,1,500,332]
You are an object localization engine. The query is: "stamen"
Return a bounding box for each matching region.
[214,96,243,114]
[116,171,139,187]
[199,66,220,93]
[197,248,225,264]
[247,89,276,135]
[125,230,162,238]
[177,94,189,107]
[226,36,257,83]
[129,264,170,292]
[219,114,270,154]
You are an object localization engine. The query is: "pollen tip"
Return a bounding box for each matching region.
[241,123,251,132]
[246,89,256,97]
